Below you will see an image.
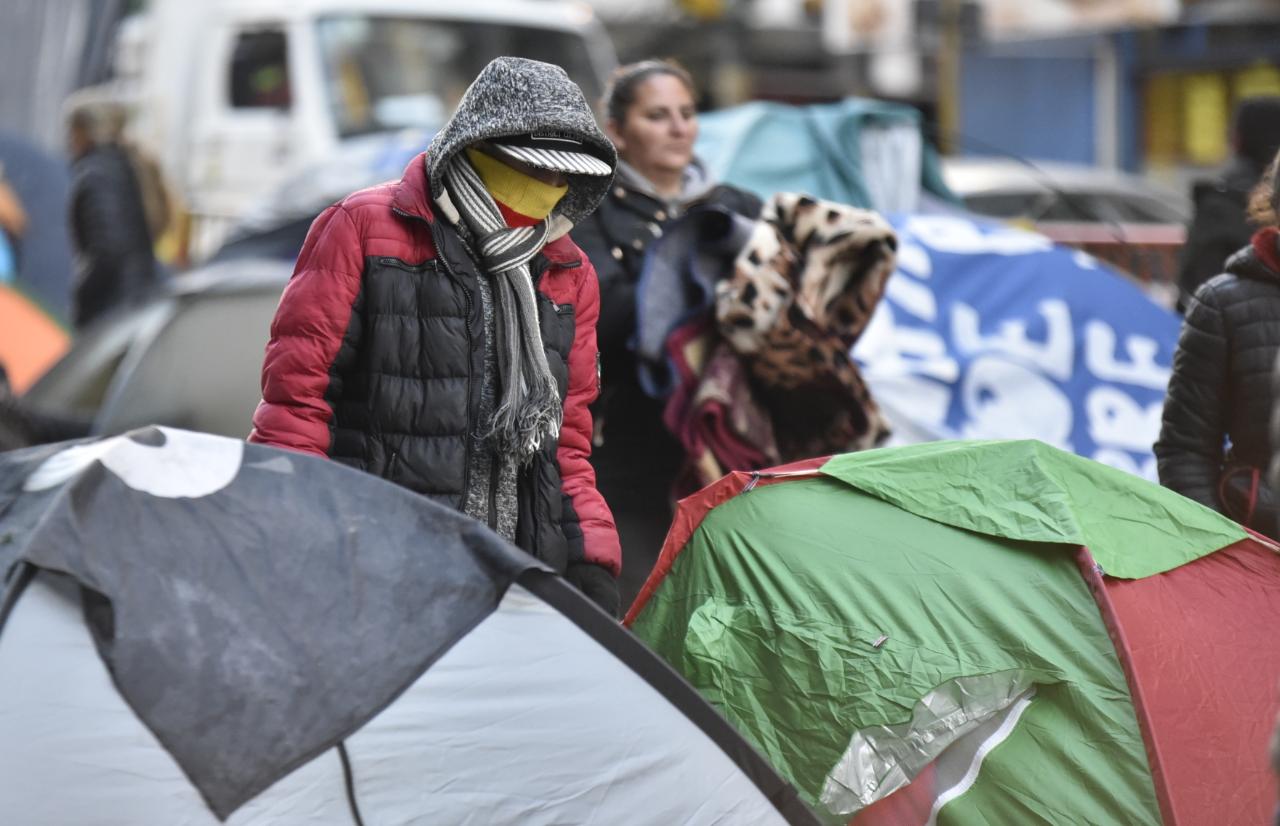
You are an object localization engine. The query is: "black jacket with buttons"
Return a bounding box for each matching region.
[572,181,762,392]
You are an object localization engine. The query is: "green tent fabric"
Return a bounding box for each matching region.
[631,476,1162,824]
[820,439,1246,579]
[694,98,957,211]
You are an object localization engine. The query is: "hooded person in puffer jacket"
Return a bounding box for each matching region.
[249,57,623,614]
[1156,146,1280,540]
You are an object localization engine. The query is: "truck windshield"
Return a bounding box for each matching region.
[317,15,602,138]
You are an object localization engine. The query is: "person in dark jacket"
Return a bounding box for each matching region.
[66,102,163,330]
[1156,147,1280,539]
[1177,96,1280,311]
[249,57,623,615]
[571,59,761,606]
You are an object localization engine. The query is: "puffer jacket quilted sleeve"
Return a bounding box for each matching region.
[554,253,622,577]
[1155,278,1231,509]
[248,205,365,455]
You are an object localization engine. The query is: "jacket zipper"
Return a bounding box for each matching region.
[392,206,477,506]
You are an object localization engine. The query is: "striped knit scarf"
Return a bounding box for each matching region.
[443,154,562,463]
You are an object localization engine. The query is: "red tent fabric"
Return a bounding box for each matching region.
[1083,534,1280,824]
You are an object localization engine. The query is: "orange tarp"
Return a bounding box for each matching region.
[0,285,69,393]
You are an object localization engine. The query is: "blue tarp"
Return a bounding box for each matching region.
[0,131,73,321]
[853,214,1179,481]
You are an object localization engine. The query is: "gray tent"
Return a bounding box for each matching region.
[0,427,818,825]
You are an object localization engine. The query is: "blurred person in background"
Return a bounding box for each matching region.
[66,101,164,329]
[249,57,623,616]
[1156,146,1280,540]
[571,59,761,604]
[1178,96,1280,312]
[0,163,26,283]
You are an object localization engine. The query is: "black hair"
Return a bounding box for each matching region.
[602,59,696,125]
[1234,96,1280,170]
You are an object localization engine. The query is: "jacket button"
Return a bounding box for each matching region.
[649,223,663,237]
[611,246,624,260]
[655,210,667,221]
[632,238,645,251]
[614,187,627,199]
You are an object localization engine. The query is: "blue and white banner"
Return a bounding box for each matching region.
[854,215,1180,481]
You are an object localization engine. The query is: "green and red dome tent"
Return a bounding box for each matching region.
[627,440,1280,825]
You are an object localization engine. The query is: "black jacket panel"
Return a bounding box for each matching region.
[1156,242,1280,510]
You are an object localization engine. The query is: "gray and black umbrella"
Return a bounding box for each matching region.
[0,427,818,825]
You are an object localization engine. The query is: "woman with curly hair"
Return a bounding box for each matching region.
[1156,146,1280,538]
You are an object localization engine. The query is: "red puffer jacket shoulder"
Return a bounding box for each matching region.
[538,232,621,577]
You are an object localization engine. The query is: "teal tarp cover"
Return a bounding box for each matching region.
[694,98,957,210]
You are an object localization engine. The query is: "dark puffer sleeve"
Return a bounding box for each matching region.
[248,205,365,456]
[1155,277,1230,509]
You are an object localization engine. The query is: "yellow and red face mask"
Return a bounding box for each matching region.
[465,147,568,226]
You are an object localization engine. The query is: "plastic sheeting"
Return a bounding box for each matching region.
[821,672,1036,814]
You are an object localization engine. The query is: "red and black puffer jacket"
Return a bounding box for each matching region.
[249,153,621,578]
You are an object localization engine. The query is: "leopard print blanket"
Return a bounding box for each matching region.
[714,192,896,461]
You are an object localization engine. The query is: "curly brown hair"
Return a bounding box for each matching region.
[1247,148,1280,226]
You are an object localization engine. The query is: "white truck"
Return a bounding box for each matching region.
[93,0,616,258]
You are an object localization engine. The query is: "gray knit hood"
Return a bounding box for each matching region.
[426,57,616,231]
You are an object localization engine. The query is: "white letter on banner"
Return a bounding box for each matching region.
[952,299,1074,381]
[1086,387,1163,451]
[1083,321,1171,390]
[1072,250,1099,270]
[856,302,959,383]
[896,240,932,279]
[854,304,957,428]
[903,215,1052,256]
[886,273,936,321]
[960,356,1073,450]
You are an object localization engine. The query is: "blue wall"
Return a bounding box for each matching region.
[958,49,1096,165]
